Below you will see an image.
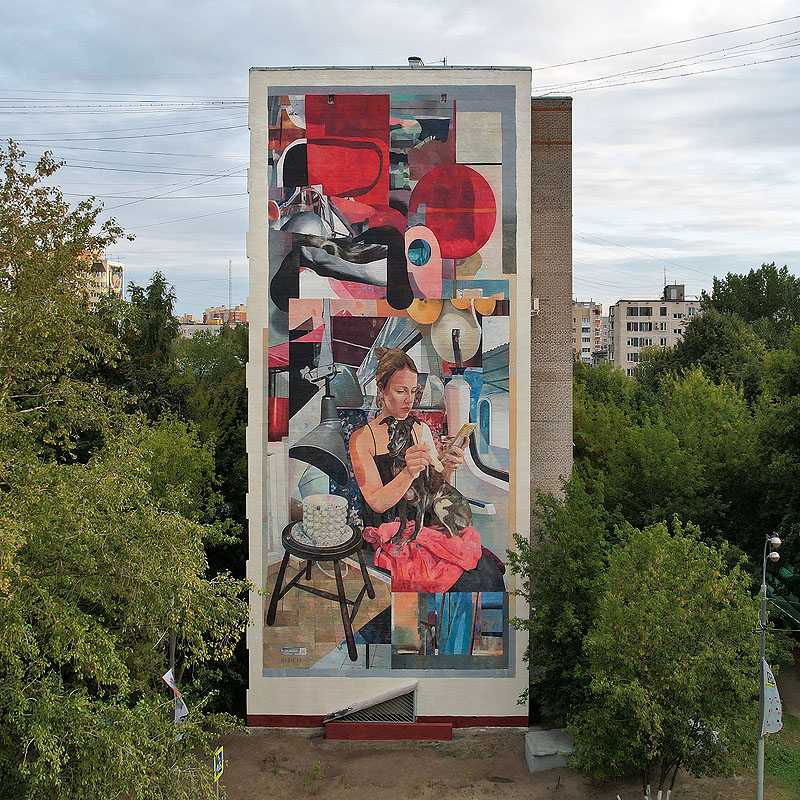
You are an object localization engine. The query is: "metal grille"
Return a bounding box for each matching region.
[335,690,415,723]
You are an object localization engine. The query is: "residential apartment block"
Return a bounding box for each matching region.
[203,304,247,324]
[80,256,124,310]
[572,301,603,363]
[609,284,700,375]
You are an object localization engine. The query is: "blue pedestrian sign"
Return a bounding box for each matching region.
[213,745,224,782]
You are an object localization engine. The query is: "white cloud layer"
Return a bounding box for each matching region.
[1,0,798,314]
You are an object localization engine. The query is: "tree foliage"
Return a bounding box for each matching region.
[508,478,608,724]
[570,521,758,797]
[0,141,250,799]
[703,262,800,348]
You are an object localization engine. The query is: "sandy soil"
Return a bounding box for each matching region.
[219,656,800,800]
[219,728,761,800]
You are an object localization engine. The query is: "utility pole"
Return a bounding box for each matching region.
[757,533,782,800]
[228,259,232,312]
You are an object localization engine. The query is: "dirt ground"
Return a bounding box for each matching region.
[220,657,800,800]
[219,727,769,800]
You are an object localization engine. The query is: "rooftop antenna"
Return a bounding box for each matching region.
[228,259,232,310]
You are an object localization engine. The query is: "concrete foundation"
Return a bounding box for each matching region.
[524,728,574,773]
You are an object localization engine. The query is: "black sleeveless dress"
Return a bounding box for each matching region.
[360,423,505,593]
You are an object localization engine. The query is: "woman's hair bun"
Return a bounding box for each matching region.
[374,346,390,360]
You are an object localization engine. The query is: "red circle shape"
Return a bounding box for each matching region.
[408,164,496,259]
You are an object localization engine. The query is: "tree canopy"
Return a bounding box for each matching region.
[0,141,250,799]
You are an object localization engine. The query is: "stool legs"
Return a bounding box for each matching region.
[356,548,376,599]
[334,559,358,661]
[266,549,291,626]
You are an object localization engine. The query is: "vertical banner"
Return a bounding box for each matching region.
[761,659,783,736]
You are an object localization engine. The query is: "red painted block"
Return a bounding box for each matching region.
[324,722,453,741]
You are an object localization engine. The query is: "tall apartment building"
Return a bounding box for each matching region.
[80,256,124,310]
[609,284,700,375]
[247,65,572,728]
[203,304,247,324]
[572,301,602,363]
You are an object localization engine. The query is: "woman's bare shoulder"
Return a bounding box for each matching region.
[350,423,374,452]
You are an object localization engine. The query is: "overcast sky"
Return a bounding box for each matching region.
[2,0,798,316]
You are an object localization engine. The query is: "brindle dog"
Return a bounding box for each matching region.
[381,416,472,544]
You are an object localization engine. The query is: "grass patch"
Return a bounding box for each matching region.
[766,713,800,799]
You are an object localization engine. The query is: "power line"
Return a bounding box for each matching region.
[575,230,719,279]
[103,164,246,211]
[531,14,800,71]
[17,123,247,143]
[63,192,246,200]
[564,52,800,93]
[127,206,248,230]
[5,113,246,137]
[22,159,245,177]
[532,28,800,92]
[18,144,246,159]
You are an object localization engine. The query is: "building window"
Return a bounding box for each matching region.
[627,338,639,347]
[639,307,653,316]
[673,312,683,319]
[640,338,652,346]
[660,337,668,346]
[689,307,696,316]
[627,353,639,363]
[627,307,639,317]
[626,368,635,376]
[627,322,638,331]
[660,307,667,316]
[674,328,683,335]
[582,337,590,343]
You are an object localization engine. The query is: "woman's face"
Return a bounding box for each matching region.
[379,367,418,419]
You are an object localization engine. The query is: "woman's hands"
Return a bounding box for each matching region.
[441,444,464,471]
[404,442,436,478]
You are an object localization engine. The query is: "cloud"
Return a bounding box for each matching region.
[1,0,797,314]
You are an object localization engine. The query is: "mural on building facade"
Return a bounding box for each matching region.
[263,89,513,672]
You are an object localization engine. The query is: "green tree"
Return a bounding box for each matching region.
[639,308,766,401]
[0,141,251,798]
[702,262,800,349]
[570,520,758,798]
[508,478,609,724]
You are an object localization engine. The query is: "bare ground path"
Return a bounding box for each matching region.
[218,728,760,800]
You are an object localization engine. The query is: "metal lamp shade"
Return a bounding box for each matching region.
[289,396,349,486]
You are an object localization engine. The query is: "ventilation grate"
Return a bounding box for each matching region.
[324,686,417,724]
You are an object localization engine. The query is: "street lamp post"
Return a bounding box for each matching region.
[756,533,781,800]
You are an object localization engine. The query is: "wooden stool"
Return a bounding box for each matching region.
[266,524,376,661]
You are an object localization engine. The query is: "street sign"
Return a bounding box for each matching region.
[213,746,224,783]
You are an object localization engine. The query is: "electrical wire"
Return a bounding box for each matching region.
[16,122,247,142]
[126,206,248,230]
[5,113,247,138]
[575,230,718,279]
[532,29,800,93]
[530,14,800,71]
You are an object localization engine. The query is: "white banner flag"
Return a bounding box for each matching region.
[162,669,181,698]
[761,659,783,736]
[175,696,189,724]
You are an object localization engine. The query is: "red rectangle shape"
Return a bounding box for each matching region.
[324,722,453,741]
[306,94,389,207]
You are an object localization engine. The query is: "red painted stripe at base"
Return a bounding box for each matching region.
[418,715,528,728]
[247,714,324,727]
[325,722,452,741]
[247,714,528,729]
